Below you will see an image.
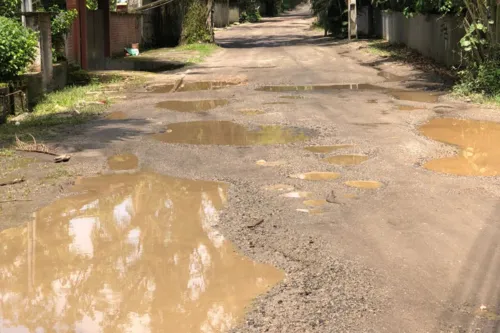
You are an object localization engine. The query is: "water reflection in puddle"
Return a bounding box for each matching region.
[345,180,383,189]
[256,84,380,92]
[389,91,440,103]
[0,172,284,332]
[176,81,241,92]
[304,145,353,153]
[153,121,312,145]
[303,199,327,207]
[107,153,139,170]
[147,83,176,93]
[263,184,295,191]
[289,172,340,180]
[156,99,229,112]
[419,118,500,176]
[323,155,369,165]
[281,191,313,198]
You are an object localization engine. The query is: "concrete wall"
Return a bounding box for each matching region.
[377,11,464,67]
[228,6,239,23]
[214,0,229,27]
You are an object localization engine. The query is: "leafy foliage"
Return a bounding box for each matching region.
[0,16,39,82]
[181,0,212,44]
[311,0,347,36]
[0,0,21,17]
[239,0,261,22]
[46,5,78,61]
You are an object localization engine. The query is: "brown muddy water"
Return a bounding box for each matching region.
[147,83,176,93]
[303,199,327,207]
[107,153,139,170]
[0,172,284,332]
[263,184,295,191]
[280,95,305,99]
[323,155,369,165]
[153,121,312,145]
[397,105,422,111]
[345,180,383,189]
[257,85,441,103]
[289,172,341,180]
[281,191,313,198]
[419,118,500,176]
[147,81,242,93]
[240,109,265,115]
[105,111,127,120]
[304,145,353,153]
[156,99,229,112]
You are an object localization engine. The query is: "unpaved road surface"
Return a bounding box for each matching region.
[3,5,500,333]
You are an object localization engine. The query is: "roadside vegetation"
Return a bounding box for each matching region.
[313,0,500,105]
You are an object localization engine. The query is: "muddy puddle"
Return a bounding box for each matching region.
[256,159,286,166]
[419,118,500,176]
[257,84,441,103]
[280,95,305,99]
[304,145,353,153]
[107,153,139,170]
[240,109,265,115]
[378,71,406,82]
[323,155,369,165]
[148,81,243,93]
[345,180,383,189]
[256,84,380,92]
[153,121,312,145]
[147,83,176,93]
[289,171,340,180]
[389,90,441,103]
[156,99,229,112]
[0,172,284,332]
[281,191,313,198]
[264,184,294,191]
[105,111,127,120]
[263,102,291,105]
[303,199,327,207]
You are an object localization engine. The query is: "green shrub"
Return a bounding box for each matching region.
[0,0,21,17]
[48,6,78,61]
[455,56,500,97]
[181,0,212,44]
[0,16,39,82]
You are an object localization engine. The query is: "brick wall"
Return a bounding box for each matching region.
[110,13,142,56]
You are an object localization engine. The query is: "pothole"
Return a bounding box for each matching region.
[146,83,176,93]
[304,145,353,153]
[105,111,127,120]
[345,180,383,189]
[323,155,369,165]
[289,172,341,180]
[176,80,241,92]
[419,117,500,176]
[256,84,380,92]
[107,153,139,170]
[152,121,313,145]
[156,99,229,112]
[389,90,441,103]
[263,102,291,105]
[0,172,284,332]
[303,199,328,207]
[279,95,305,99]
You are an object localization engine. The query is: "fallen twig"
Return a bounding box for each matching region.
[247,219,264,229]
[0,177,25,186]
[15,134,71,163]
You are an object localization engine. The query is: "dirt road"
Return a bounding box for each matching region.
[3,5,500,333]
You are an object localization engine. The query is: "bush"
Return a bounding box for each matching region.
[0,16,38,82]
[181,0,212,44]
[0,0,20,17]
[455,57,500,97]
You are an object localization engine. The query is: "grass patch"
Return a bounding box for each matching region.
[0,72,142,147]
[452,87,500,106]
[138,43,219,64]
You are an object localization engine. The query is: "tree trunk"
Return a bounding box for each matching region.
[206,0,215,42]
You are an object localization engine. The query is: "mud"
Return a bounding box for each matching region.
[105,111,127,120]
[256,83,380,92]
[0,172,284,333]
[289,172,341,180]
[156,99,229,112]
[280,95,305,99]
[256,159,286,166]
[176,81,241,92]
[263,102,291,105]
[378,71,406,82]
[303,199,328,207]
[281,191,313,198]
[263,184,295,191]
[398,105,421,111]
[323,155,369,165]
[147,83,176,93]
[345,180,383,189]
[107,153,139,170]
[419,117,500,176]
[153,121,312,145]
[304,145,353,153]
[389,90,440,103]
